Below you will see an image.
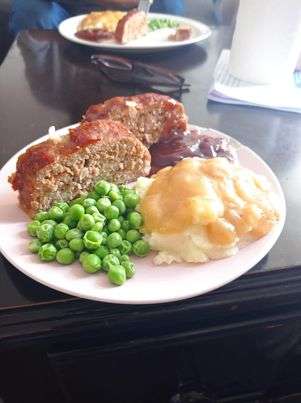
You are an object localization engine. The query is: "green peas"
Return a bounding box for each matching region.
[86,206,99,215]
[69,238,84,252]
[26,180,150,287]
[82,198,96,209]
[54,223,69,239]
[102,254,120,272]
[92,212,106,223]
[110,248,122,259]
[36,223,54,243]
[95,245,109,259]
[43,219,57,227]
[128,212,143,229]
[27,220,41,237]
[120,254,130,263]
[117,228,126,239]
[34,211,49,222]
[65,228,83,241]
[119,185,130,195]
[87,190,99,200]
[95,180,110,196]
[82,254,102,273]
[104,205,119,220]
[79,251,90,264]
[110,184,119,193]
[38,243,57,262]
[96,197,111,212]
[63,214,78,229]
[69,204,85,221]
[70,196,86,206]
[119,240,132,255]
[48,206,64,222]
[56,248,75,265]
[121,220,130,232]
[108,219,121,233]
[108,265,126,286]
[101,232,108,244]
[83,230,103,250]
[124,192,139,209]
[106,232,122,249]
[126,229,141,243]
[132,240,150,257]
[122,260,136,279]
[28,239,42,253]
[112,199,126,215]
[55,239,69,250]
[78,214,95,231]
[91,222,104,232]
[53,201,69,213]
[108,190,121,202]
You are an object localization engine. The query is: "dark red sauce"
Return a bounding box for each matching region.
[75,29,114,42]
[150,128,236,174]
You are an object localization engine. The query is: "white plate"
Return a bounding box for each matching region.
[58,13,211,53]
[0,125,286,304]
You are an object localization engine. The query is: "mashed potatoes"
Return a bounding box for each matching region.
[135,157,279,265]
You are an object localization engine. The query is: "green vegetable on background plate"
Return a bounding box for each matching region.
[148,18,179,31]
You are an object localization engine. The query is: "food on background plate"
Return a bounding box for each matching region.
[9,120,151,217]
[84,93,188,147]
[26,180,151,286]
[115,10,148,44]
[136,157,280,265]
[148,18,179,31]
[76,28,114,42]
[78,11,125,32]
[75,11,191,44]
[76,10,125,41]
[169,26,192,42]
[76,9,148,44]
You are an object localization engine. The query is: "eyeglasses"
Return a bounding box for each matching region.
[90,54,190,96]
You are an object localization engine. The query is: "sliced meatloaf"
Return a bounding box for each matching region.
[83,93,188,147]
[9,119,151,217]
[115,10,148,44]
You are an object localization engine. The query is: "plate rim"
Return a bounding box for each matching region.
[58,12,212,51]
[0,124,286,304]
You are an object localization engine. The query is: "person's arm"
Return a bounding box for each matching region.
[58,0,138,9]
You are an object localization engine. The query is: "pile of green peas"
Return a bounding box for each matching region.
[27,180,150,286]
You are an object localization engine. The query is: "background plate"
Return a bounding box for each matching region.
[58,13,212,53]
[0,125,286,304]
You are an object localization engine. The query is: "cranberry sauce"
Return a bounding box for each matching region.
[150,128,236,174]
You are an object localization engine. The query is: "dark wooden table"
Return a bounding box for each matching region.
[1,15,301,403]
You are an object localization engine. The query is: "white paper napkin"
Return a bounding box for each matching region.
[208,50,301,113]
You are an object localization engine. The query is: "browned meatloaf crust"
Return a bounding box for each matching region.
[83,93,188,147]
[9,119,151,217]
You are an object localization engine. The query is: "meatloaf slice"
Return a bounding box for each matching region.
[83,93,188,147]
[115,10,148,44]
[9,119,151,217]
